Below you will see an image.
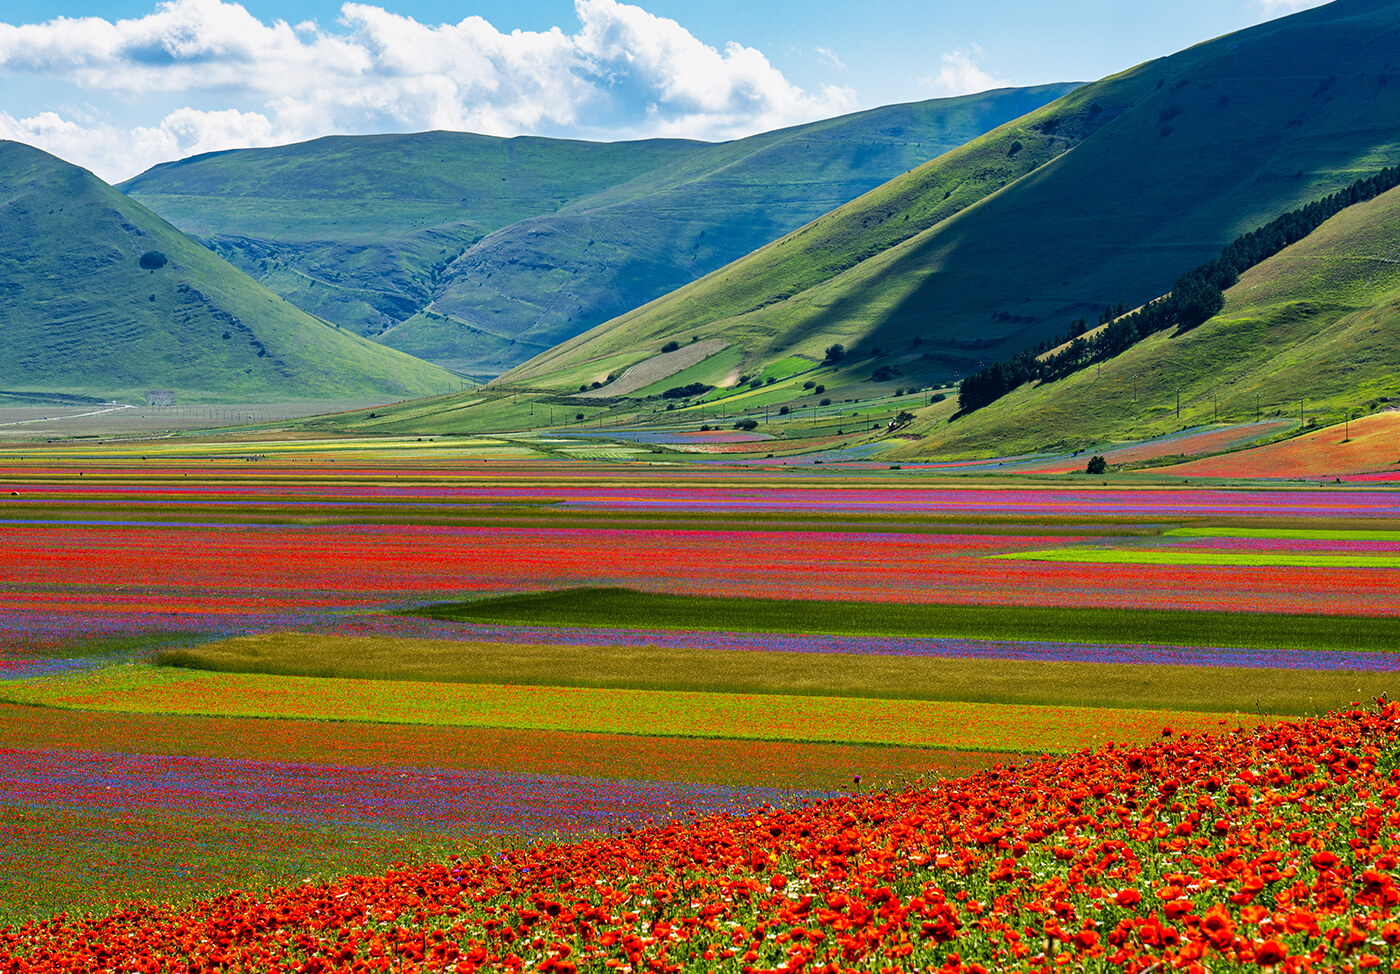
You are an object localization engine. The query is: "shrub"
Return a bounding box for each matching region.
[814,385,825,395]
[1086,455,1108,474]
[734,418,758,431]
[819,398,832,406]
[822,343,845,364]
[660,341,680,353]
[803,380,815,389]
[138,251,168,270]
[662,382,713,399]
[778,405,790,416]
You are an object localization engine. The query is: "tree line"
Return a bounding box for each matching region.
[958,164,1400,414]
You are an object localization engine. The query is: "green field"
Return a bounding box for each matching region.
[1001,548,1400,569]
[410,587,1400,654]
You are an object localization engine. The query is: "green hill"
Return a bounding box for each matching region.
[504,0,1400,401]
[896,180,1400,458]
[120,86,1075,377]
[0,141,458,404]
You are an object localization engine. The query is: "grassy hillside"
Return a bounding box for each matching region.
[505,0,1400,400]
[894,182,1400,458]
[0,141,459,404]
[121,87,1075,377]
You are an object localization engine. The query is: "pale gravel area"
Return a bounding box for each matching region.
[573,339,729,398]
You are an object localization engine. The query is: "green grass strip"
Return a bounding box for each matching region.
[159,632,1396,716]
[999,548,1400,569]
[0,665,1259,753]
[1165,527,1400,542]
[408,587,1400,653]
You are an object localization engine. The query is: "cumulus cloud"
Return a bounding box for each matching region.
[921,45,1009,98]
[1253,0,1330,14]
[0,106,279,181]
[0,0,855,181]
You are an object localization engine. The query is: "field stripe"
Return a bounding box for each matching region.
[998,548,1400,568]
[0,666,1265,754]
[413,587,1400,651]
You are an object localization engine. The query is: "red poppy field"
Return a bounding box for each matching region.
[0,444,1397,967]
[4,701,1399,973]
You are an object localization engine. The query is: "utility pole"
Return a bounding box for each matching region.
[1256,393,1260,422]
[1300,398,1305,427]
[1176,388,1180,419]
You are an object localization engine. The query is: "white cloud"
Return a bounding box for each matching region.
[1253,0,1330,15]
[816,47,844,71]
[0,0,855,182]
[921,45,1009,98]
[0,106,279,181]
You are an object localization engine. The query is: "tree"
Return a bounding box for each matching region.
[139,251,167,270]
[823,343,845,364]
[1085,455,1108,475]
[660,341,680,353]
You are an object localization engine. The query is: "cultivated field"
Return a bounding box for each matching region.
[0,441,1396,970]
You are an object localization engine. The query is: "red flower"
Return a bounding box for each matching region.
[1254,939,1288,966]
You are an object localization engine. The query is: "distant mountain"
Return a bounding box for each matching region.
[119,85,1077,377]
[0,141,457,403]
[504,0,1400,401]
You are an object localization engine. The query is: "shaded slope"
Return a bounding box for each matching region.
[121,87,1075,376]
[0,141,457,403]
[508,0,1400,394]
[895,181,1400,458]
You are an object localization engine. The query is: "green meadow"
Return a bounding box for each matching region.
[1000,548,1400,569]
[410,587,1400,654]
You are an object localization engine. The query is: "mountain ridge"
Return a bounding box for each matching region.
[502,0,1400,401]
[0,140,458,404]
[121,85,1078,376]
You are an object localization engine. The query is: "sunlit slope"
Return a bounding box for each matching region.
[507,0,1400,391]
[896,183,1400,458]
[0,141,458,403]
[121,87,1074,376]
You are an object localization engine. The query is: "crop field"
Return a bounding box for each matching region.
[0,443,1397,967]
[1161,411,1400,481]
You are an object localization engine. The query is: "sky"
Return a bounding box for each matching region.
[0,0,1331,183]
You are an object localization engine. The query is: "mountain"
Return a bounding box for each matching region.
[896,179,1400,458]
[0,141,457,404]
[119,86,1077,377]
[503,0,1400,402]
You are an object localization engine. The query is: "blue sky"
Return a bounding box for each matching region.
[0,0,1328,181]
